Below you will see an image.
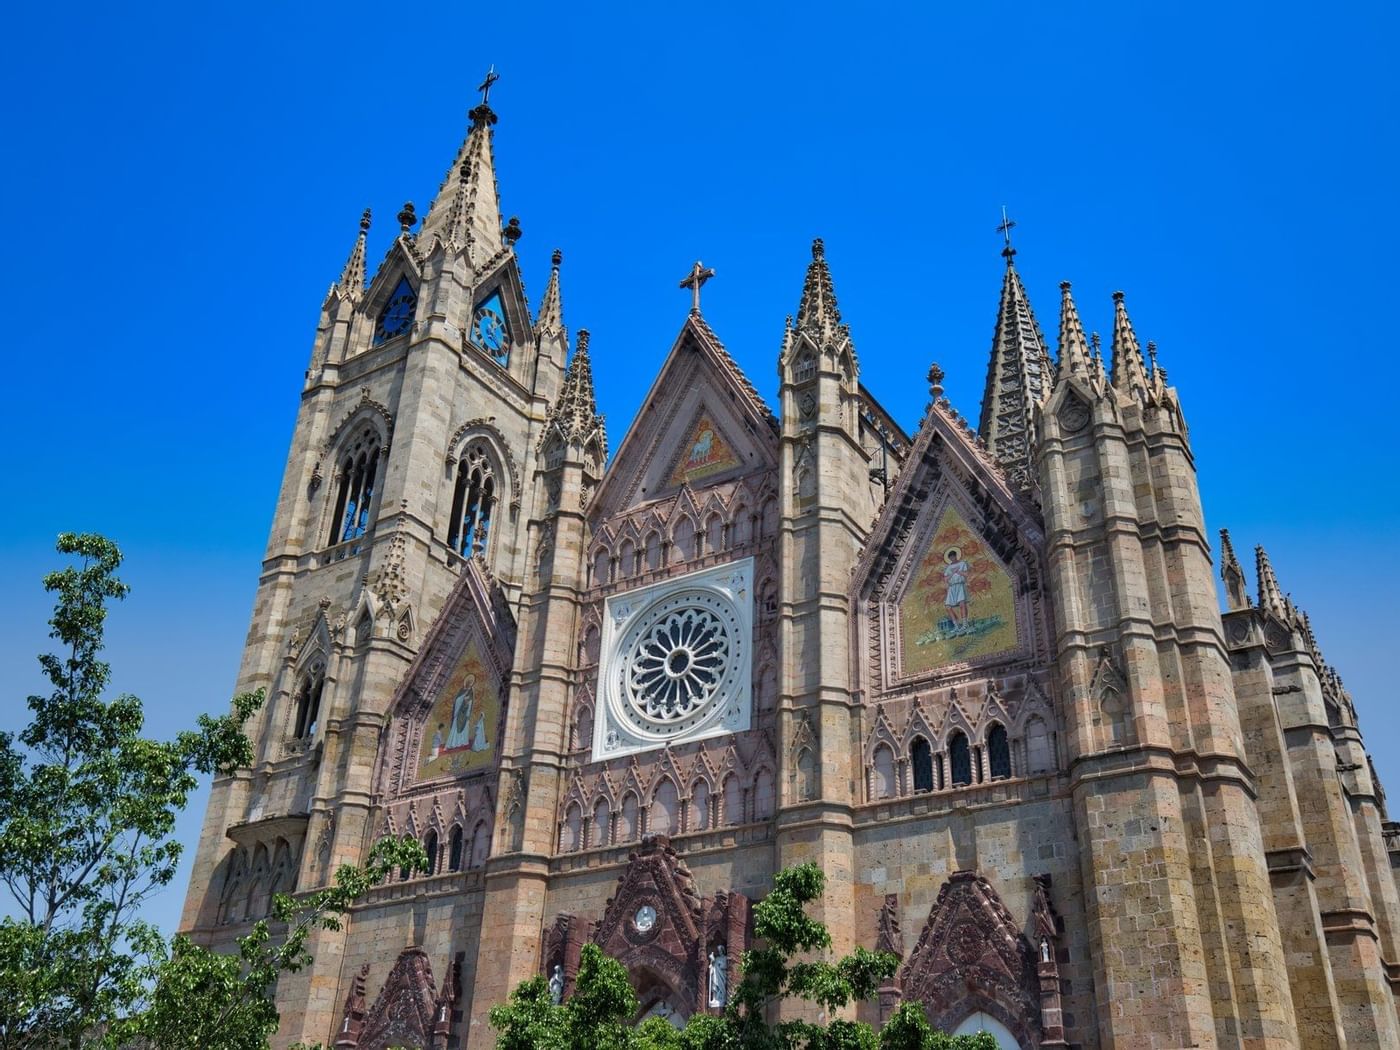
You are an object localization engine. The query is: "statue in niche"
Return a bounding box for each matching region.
[548,964,564,1005]
[708,945,728,1007]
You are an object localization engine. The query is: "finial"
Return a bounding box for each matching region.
[360,208,372,233]
[679,260,716,314]
[576,328,590,355]
[397,202,416,233]
[1147,340,1158,369]
[928,362,945,398]
[1112,290,1124,303]
[1060,280,1072,293]
[812,237,825,259]
[469,66,501,127]
[503,216,522,248]
[1091,332,1102,357]
[551,248,562,268]
[997,207,1017,262]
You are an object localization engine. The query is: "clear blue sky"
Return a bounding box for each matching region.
[1,2,1396,938]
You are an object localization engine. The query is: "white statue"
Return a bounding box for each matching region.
[708,945,728,1007]
[549,964,564,1005]
[1039,936,1051,964]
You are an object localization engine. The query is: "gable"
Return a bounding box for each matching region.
[592,316,778,519]
[856,401,1050,691]
[379,559,516,797]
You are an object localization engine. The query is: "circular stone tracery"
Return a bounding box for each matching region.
[612,587,746,743]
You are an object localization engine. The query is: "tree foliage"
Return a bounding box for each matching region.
[489,863,997,1050]
[0,533,428,1050]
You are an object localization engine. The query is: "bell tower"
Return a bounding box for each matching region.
[179,82,566,1044]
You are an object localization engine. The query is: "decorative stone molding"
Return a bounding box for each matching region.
[340,946,458,1050]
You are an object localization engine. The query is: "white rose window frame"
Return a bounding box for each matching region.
[594,558,753,760]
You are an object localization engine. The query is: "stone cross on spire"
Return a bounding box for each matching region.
[477,65,500,105]
[679,261,716,314]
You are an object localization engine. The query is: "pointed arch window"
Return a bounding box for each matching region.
[987,724,1011,780]
[448,826,464,872]
[910,738,934,793]
[793,350,816,384]
[471,289,510,365]
[447,443,497,557]
[292,664,325,740]
[373,277,417,345]
[949,731,972,786]
[328,427,381,546]
[424,830,439,876]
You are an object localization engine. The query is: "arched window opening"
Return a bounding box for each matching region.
[949,731,972,786]
[448,826,464,872]
[673,518,696,562]
[723,776,743,827]
[873,744,896,799]
[704,514,723,556]
[328,427,381,546]
[988,724,1011,780]
[1026,718,1053,774]
[618,539,637,578]
[592,799,611,848]
[592,548,610,587]
[753,770,776,819]
[292,666,325,740]
[690,780,711,832]
[563,804,583,852]
[619,793,640,843]
[447,444,498,557]
[793,351,817,384]
[796,749,817,801]
[469,823,490,869]
[644,532,662,570]
[652,779,679,836]
[911,738,934,793]
[424,830,439,876]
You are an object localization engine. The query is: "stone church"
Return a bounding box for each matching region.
[179,88,1400,1049]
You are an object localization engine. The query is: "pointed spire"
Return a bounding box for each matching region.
[1254,545,1287,619]
[1057,281,1093,378]
[419,90,506,267]
[795,238,845,346]
[545,329,605,450]
[1219,529,1251,610]
[978,247,1052,490]
[535,249,565,334]
[1090,332,1107,386]
[334,208,371,300]
[1110,291,1151,399]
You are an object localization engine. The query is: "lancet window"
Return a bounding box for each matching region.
[328,427,381,546]
[911,738,934,793]
[448,826,464,871]
[949,730,972,786]
[292,664,325,740]
[447,444,497,557]
[987,724,1011,780]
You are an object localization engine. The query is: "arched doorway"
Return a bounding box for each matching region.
[952,1010,1021,1048]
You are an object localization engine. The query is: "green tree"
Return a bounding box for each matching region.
[488,863,997,1050]
[0,533,430,1050]
[110,834,427,1050]
[0,534,261,1049]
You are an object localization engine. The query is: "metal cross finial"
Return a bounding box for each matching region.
[477,65,500,105]
[997,206,1017,260]
[679,261,716,314]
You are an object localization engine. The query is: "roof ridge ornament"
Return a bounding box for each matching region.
[679,260,716,315]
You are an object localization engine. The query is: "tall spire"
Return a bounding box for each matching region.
[1219,529,1251,610]
[535,249,565,335]
[419,80,506,267]
[794,238,845,346]
[1110,291,1150,399]
[978,245,1052,491]
[334,208,371,301]
[1057,281,1093,378]
[1254,544,1287,619]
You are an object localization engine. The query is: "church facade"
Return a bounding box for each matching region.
[179,93,1400,1050]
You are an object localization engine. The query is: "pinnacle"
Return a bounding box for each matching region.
[1057,281,1093,378]
[535,248,565,334]
[1219,528,1251,610]
[546,327,604,447]
[1111,290,1151,399]
[334,208,371,301]
[1254,544,1287,619]
[794,237,845,346]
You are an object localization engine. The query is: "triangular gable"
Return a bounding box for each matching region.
[855,400,1049,689]
[378,558,516,797]
[898,871,1039,1042]
[349,947,457,1050]
[591,314,778,519]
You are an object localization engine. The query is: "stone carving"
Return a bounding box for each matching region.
[899,871,1039,1046]
[876,893,904,958]
[549,964,565,1005]
[590,836,750,1017]
[348,946,458,1050]
[333,963,369,1047]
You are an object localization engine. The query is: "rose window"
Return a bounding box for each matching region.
[628,606,730,722]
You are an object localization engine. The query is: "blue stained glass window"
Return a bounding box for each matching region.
[374,277,417,345]
[471,289,510,365]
